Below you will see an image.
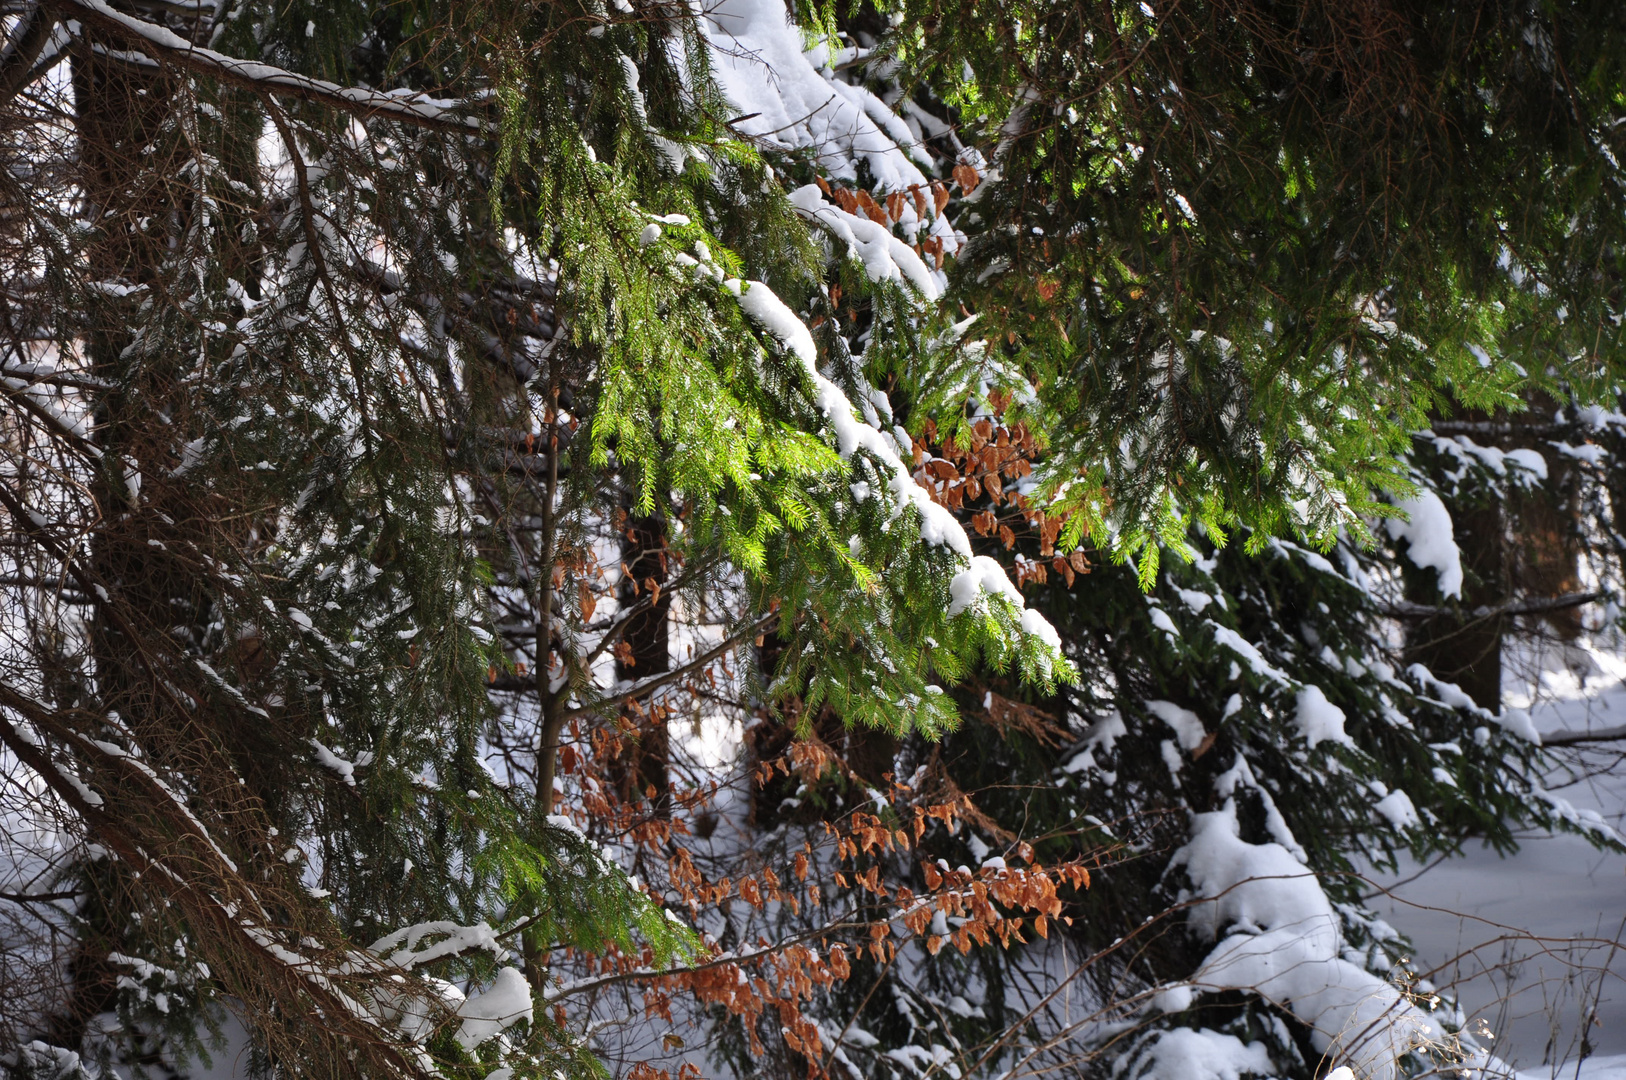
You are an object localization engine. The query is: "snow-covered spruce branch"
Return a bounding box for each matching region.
[721,273,1064,658]
[42,0,489,131]
[0,359,115,393]
[3,684,536,1065]
[0,679,266,911]
[784,185,943,300]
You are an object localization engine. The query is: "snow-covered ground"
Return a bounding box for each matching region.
[1522,1056,1626,1080]
[1366,642,1626,1075]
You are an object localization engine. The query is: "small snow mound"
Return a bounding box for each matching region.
[1150,984,1193,1014]
[1145,700,1205,752]
[1373,788,1421,830]
[455,967,534,1050]
[1497,706,1542,744]
[1295,684,1354,750]
[1125,1027,1273,1080]
[1384,490,1463,599]
[1021,607,1063,650]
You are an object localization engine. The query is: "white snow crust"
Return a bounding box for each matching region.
[1385,490,1464,599]
[1125,1027,1274,1080]
[701,0,929,192]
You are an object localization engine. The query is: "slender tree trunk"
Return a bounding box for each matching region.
[616,506,672,816]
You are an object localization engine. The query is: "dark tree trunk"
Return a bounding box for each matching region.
[1405,397,1585,712]
[56,9,265,1054]
[615,508,672,816]
[1404,498,1506,711]
[57,25,192,1055]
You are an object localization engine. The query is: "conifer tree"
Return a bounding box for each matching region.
[0,0,1063,1076]
[5,2,1626,1079]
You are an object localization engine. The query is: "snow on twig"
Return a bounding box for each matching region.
[50,0,487,131]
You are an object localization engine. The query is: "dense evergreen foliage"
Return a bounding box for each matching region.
[0,2,1623,1080]
[890,0,1626,569]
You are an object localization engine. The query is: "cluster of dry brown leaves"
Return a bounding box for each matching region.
[811,162,979,270]
[912,401,1089,588]
[545,704,1103,1078]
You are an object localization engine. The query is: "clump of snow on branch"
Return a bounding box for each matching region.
[454,967,534,1050]
[1369,783,1422,831]
[309,738,374,787]
[1145,700,1205,752]
[1385,489,1464,599]
[1295,684,1354,750]
[702,0,928,192]
[1427,432,1549,487]
[370,921,505,970]
[1168,800,1448,1080]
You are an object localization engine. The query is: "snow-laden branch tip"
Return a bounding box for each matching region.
[723,276,1062,657]
[370,921,507,969]
[787,185,943,300]
[309,738,375,787]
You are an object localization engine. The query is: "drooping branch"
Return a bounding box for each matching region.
[0,2,56,105]
[0,888,83,903]
[0,692,438,1080]
[45,0,490,131]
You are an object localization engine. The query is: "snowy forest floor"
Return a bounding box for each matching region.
[1366,643,1626,1078]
